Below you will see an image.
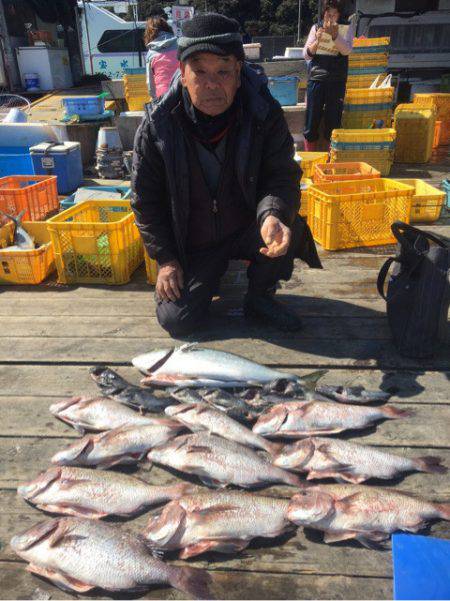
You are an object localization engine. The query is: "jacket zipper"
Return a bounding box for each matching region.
[212,198,219,241]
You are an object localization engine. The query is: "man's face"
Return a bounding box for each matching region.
[180,53,242,116]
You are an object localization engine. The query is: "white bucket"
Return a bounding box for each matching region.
[96,127,123,151]
[24,73,40,91]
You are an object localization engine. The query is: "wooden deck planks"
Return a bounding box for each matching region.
[0,176,449,599]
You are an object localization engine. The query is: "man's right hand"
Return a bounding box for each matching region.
[156,260,184,302]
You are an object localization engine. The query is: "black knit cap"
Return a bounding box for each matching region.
[177,13,245,62]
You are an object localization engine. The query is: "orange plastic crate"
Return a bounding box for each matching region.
[313,162,381,183]
[0,176,58,225]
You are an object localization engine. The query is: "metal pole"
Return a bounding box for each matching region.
[297,0,302,43]
[81,0,94,75]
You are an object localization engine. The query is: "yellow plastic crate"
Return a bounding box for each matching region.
[330,149,394,176]
[313,162,380,183]
[396,179,445,223]
[413,93,450,121]
[353,37,390,48]
[342,109,392,129]
[348,54,389,67]
[346,74,385,89]
[144,251,158,285]
[126,95,151,111]
[295,152,329,178]
[0,221,55,284]
[308,178,414,250]
[299,177,313,218]
[331,128,396,144]
[47,200,144,285]
[394,105,436,163]
[345,87,394,104]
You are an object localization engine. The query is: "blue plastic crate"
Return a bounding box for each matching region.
[268,76,299,106]
[442,179,450,209]
[0,147,33,177]
[59,185,132,211]
[123,67,146,75]
[62,96,105,117]
[344,102,393,112]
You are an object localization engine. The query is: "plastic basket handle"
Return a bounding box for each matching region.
[369,74,382,89]
[379,74,392,88]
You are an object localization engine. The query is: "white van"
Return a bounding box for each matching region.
[77,1,147,77]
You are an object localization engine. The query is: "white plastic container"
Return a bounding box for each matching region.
[96,127,123,151]
[285,47,303,59]
[16,47,73,91]
[243,43,261,60]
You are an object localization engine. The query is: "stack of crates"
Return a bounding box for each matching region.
[343,86,394,129]
[330,128,396,176]
[347,37,390,89]
[123,68,151,111]
[413,93,450,160]
[394,104,436,164]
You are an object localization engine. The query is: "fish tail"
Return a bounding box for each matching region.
[0,209,25,226]
[297,369,328,392]
[169,565,213,600]
[414,456,447,474]
[435,503,450,521]
[283,470,308,488]
[381,406,414,419]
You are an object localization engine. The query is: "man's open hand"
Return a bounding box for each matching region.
[156,260,183,301]
[260,216,291,258]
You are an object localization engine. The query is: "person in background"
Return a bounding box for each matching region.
[302,0,354,150]
[144,16,178,99]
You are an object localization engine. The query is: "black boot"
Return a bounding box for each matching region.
[244,293,303,332]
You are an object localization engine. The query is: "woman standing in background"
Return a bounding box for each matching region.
[303,0,354,150]
[144,16,178,99]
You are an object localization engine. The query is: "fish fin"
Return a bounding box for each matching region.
[180,538,248,559]
[323,530,358,544]
[305,469,353,482]
[144,501,186,547]
[298,369,328,392]
[186,445,212,454]
[356,532,389,550]
[435,503,450,521]
[101,453,144,468]
[190,504,239,518]
[35,503,107,519]
[51,437,94,465]
[26,564,95,593]
[414,456,447,474]
[381,406,414,419]
[335,493,365,513]
[199,476,226,488]
[178,342,199,352]
[168,566,213,600]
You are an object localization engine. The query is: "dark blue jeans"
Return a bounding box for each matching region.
[304,79,347,142]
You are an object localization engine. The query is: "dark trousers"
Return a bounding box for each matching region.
[304,79,347,142]
[156,217,303,336]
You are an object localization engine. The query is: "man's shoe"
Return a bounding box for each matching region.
[244,294,303,332]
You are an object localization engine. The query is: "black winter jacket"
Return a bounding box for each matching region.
[131,64,302,267]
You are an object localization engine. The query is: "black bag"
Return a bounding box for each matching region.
[377,221,450,358]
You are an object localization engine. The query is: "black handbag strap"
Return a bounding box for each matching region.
[391,221,449,250]
[377,257,396,300]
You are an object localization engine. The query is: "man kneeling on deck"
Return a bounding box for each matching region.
[131,12,321,337]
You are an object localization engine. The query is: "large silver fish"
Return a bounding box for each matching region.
[273,437,446,483]
[18,466,195,518]
[50,396,165,434]
[143,490,293,558]
[147,432,302,488]
[10,517,211,597]
[165,403,280,455]
[51,421,183,468]
[287,484,450,547]
[133,343,323,388]
[253,401,411,438]
[0,209,35,250]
